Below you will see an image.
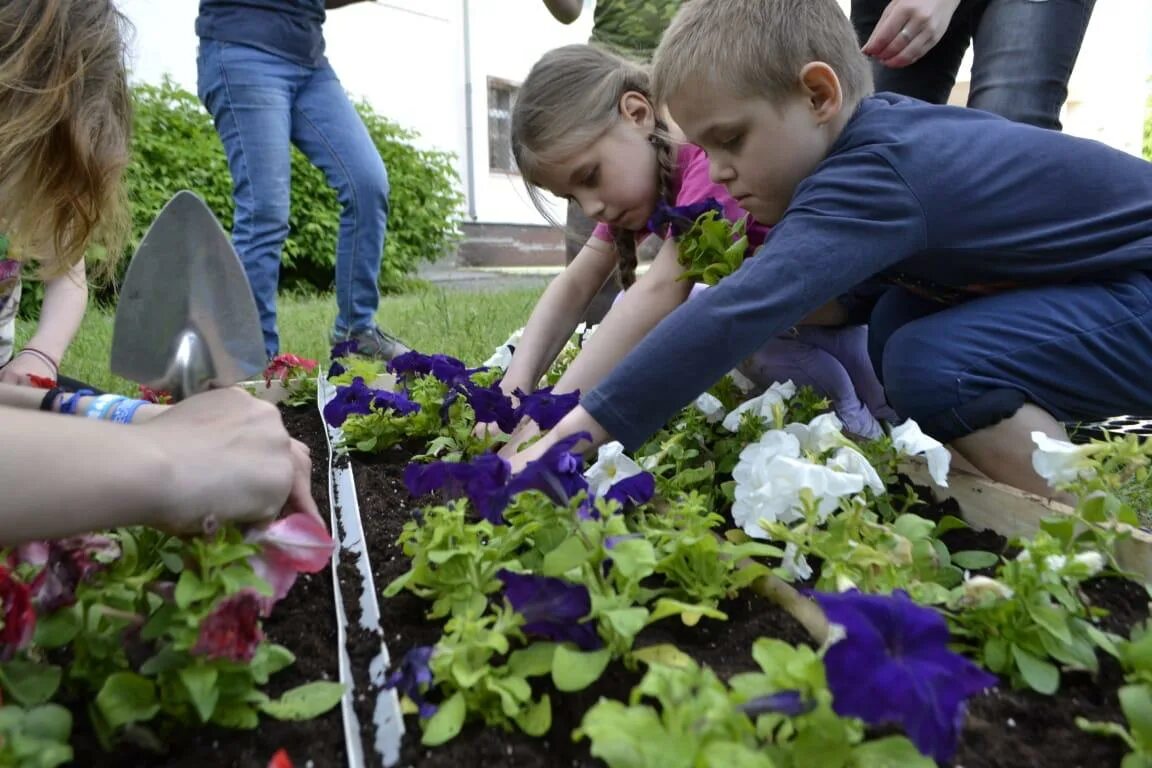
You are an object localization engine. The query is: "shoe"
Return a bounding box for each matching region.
[332,326,411,362]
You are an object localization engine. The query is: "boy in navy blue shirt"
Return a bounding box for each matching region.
[508,0,1152,500]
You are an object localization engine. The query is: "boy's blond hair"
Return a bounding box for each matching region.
[0,0,132,279]
[652,0,872,109]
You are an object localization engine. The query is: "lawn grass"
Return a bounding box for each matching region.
[17,285,544,395]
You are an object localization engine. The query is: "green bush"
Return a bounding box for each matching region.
[42,78,459,314]
[129,77,462,291]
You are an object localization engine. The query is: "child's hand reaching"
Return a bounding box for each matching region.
[0,348,58,387]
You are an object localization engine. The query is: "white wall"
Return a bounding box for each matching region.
[464,1,592,224]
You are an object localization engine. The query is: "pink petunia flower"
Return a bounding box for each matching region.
[245,513,335,615]
[263,354,318,388]
[191,589,264,663]
[0,565,35,660]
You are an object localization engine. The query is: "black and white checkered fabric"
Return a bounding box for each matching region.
[1069,416,1152,443]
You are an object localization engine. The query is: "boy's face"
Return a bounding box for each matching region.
[668,80,835,225]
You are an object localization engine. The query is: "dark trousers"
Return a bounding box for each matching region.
[851,0,1096,129]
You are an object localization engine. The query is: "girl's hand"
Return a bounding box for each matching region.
[0,350,57,386]
[862,0,963,68]
[142,388,320,534]
[498,419,543,461]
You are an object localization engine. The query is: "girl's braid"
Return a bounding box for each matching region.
[613,118,677,289]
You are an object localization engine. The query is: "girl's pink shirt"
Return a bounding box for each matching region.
[591,143,771,248]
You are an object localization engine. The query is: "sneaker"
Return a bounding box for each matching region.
[332,326,411,362]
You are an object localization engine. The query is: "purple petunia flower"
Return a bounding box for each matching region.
[603,473,655,508]
[646,197,725,238]
[506,432,590,506]
[738,690,815,718]
[812,590,997,764]
[323,377,420,427]
[384,645,438,718]
[330,339,359,359]
[388,351,471,386]
[462,381,519,434]
[404,453,513,524]
[497,569,601,650]
[512,386,581,430]
[328,359,346,378]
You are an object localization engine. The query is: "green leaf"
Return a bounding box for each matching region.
[850,735,936,767]
[0,661,61,706]
[260,681,346,721]
[541,537,591,577]
[21,703,73,743]
[32,607,80,648]
[1119,684,1152,748]
[647,598,727,627]
[174,570,216,609]
[552,646,612,692]
[1012,645,1060,694]
[210,701,260,729]
[1027,602,1074,645]
[514,694,552,737]
[603,608,650,641]
[507,643,557,678]
[95,673,161,730]
[606,538,657,581]
[935,515,971,535]
[631,644,695,669]
[422,691,466,746]
[951,550,1001,570]
[179,666,220,723]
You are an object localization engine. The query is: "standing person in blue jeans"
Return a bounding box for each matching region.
[196,0,409,360]
[850,0,1096,129]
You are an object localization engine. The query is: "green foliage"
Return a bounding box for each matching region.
[674,211,751,286]
[88,78,461,308]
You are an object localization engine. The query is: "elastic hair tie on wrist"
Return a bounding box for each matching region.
[39,386,65,412]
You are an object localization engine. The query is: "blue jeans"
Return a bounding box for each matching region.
[868,272,1152,443]
[197,40,389,357]
[851,0,1096,129]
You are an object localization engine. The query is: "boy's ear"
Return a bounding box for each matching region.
[619,90,656,128]
[798,62,843,125]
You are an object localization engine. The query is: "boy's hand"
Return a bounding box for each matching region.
[862,0,963,68]
[0,350,56,387]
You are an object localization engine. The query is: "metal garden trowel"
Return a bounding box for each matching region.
[111,190,267,402]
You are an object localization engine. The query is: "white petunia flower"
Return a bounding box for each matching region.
[1072,551,1106,576]
[1044,554,1068,572]
[960,575,1015,603]
[483,326,525,369]
[826,446,887,495]
[726,368,757,394]
[693,392,726,424]
[732,437,864,539]
[1030,432,1098,488]
[785,412,846,454]
[782,542,812,581]
[722,380,797,432]
[584,441,644,498]
[891,419,951,487]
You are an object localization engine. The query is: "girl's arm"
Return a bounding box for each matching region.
[0,388,317,544]
[499,236,618,396]
[548,237,693,396]
[1,260,87,384]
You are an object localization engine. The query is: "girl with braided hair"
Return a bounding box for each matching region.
[497,44,896,449]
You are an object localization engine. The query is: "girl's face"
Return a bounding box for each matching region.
[532,93,661,231]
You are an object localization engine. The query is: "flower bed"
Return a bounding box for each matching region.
[313,335,1152,768]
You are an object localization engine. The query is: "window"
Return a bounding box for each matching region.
[488,79,518,173]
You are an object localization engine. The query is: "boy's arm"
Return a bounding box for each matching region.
[1,260,87,384]
[499,236,617,396]
[542,0,584,24]
[548,237,693,396]
[515,150,928,458]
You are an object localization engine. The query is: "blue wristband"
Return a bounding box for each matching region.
[60,389,96,415]
[109,398,148,424]
[86,394,125,420]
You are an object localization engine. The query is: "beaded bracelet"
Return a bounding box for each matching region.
[60,389,96,415]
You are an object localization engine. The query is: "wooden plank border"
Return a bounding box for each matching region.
[899,457,1152,583]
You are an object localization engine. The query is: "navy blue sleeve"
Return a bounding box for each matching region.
[583,149,927,448]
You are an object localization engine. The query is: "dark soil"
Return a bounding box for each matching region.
[347,439,1150,768]
[69,405,345,768]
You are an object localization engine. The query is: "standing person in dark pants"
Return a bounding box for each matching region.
[544,0,680,324]
[850,0,1096,130]
[196,0,410,360]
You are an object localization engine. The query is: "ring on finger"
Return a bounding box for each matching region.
[899,26,913,40]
